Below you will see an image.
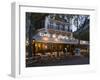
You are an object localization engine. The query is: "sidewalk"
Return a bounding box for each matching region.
[26,56,89,67]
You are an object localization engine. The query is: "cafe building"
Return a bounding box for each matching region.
[26,14,89,58]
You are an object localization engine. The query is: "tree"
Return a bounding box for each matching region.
[26,13,49,58]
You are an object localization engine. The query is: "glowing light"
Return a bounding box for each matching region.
[81,41,86,44]
[26,41,29,44]
[52,34,56,38]
[44,45,47,49]
[32,40,35,45]
[43,36,48,41]
[55,38,58,41]
[80,40,88,44]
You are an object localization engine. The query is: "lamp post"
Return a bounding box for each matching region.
[32,39,35,56]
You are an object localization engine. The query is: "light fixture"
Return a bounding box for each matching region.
[43,36,48,41]
[52,34,56,38]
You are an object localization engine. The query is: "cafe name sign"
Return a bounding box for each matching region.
[39,32,69,40]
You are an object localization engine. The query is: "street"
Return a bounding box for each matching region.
[26,56,89,67]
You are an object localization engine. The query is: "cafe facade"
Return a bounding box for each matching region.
[26,14,89,58]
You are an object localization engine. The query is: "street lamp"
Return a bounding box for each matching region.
[32,39,35,56]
